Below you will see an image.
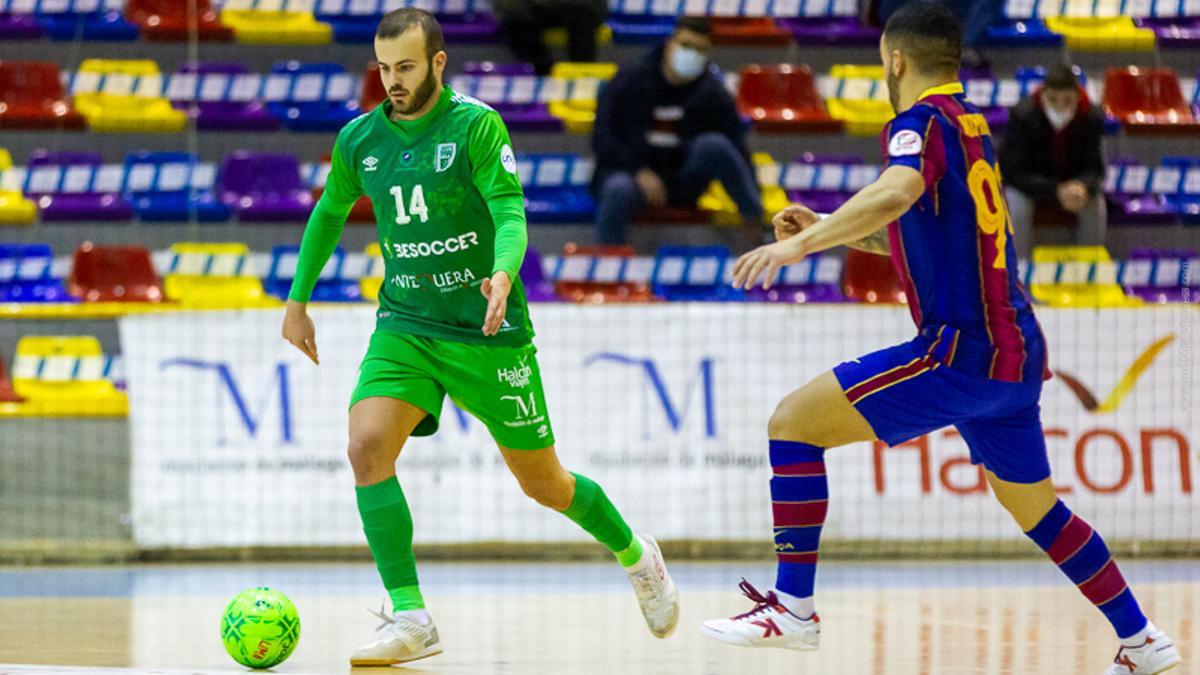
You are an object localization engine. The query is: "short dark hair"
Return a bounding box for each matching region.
[1044,63,1080,91]
[883,1,963,75]
[675,15,711,37]
[376,7,445,59]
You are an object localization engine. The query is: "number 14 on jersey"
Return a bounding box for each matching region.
[390,184,429,225]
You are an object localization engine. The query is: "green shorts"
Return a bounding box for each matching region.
[350,330,556,450]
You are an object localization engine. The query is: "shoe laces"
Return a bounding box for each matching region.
[732,578,781,621]
[366,601,428,642]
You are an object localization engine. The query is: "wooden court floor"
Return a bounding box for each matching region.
[0,561,1195,674]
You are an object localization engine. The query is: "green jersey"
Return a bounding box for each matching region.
[291,85,533,346]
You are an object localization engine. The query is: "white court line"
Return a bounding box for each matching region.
[0,662,324,667]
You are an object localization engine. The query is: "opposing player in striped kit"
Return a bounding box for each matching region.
[701,4,1181,674]
[282,8,678,665]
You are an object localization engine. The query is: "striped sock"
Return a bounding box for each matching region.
[770,440,828,602]
[1025,500,1147,638]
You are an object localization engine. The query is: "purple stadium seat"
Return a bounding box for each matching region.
[440,13,501,43]
[171,62,280,132]
[0,13,45,39]
[781,17,881,46]
[217,152,313,223]
[783,154,864,215]
[960,66,1008,131]
[1136,18,1200,49]
[1107,162,1178,225]
[24,151,133,222]
[1123,248,1199,303]
[520,247,558,302]
[461,62,536,76]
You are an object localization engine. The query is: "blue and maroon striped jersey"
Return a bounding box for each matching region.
[880,82,1048,384]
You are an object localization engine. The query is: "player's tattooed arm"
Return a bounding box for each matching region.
[847,228,890,255]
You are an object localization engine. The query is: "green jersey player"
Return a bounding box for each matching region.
[281,8,679,666]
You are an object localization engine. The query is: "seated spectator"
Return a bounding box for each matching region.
[495,0,607,75]
[590,17,762,245]
[999,64,1107,260]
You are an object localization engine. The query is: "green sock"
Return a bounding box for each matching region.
[356,476,425,611]
[562,473,643,567]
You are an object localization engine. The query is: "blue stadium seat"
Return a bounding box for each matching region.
[1162,156,1200,224]
[447,74,564,131]
[27,0,139,40]
[651,245,742,302]
[0,243,73,303]
[264,244,361,302]
[122,152,232,223]
[517,154,595,224]
[265,61,361,132]
[985,0,1063,47]
[164,63,282,131]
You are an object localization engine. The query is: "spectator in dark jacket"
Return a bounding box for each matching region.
[999,64,1107,259]
[496,0,607,75]
[591,16,762,245]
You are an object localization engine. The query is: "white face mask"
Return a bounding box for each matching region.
[670,46,708,81]
[1043,102,1074,131]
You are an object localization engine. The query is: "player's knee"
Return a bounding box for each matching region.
[347,432,391,479]
[767,394,803,440]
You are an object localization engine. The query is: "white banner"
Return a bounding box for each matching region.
[121,305,1200,548]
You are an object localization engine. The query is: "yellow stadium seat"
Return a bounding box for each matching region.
[361,242,383,302]
[163,242,278,309]
[825,65,894,137]
[1029,245,1141,308]
[1044,17,1155,52]
[221,8,332,44]
[72,59,186,133]
[0,148,36,225]
[547,62,618,135]
[6,336,127,417]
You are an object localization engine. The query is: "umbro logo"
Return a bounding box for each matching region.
[362,156,379,172]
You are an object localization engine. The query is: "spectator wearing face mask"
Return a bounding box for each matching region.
[999,64,1107,260]
[590,16,762,245]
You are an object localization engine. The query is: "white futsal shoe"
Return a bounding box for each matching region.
[1103,624,1181,675]
[626,534,680,638]
[349,603,443,666]
[701,579,820,651]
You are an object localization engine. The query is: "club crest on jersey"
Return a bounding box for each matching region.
[888,129,924,157]
[362,156,379,172]
[435,143,457,172]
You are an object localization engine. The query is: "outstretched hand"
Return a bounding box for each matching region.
[731,239,806,291]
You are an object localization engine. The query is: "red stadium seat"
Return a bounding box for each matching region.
[0,356,22,405]
[710,18,793,46]
[126,0,233,41]
[0,61,86,130]
[67,243,165,303]
[361,62,387,112]
[1102,67,1200,136]
[841,249,906,304]
[737,65,843,134]
[554,244,655,303]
